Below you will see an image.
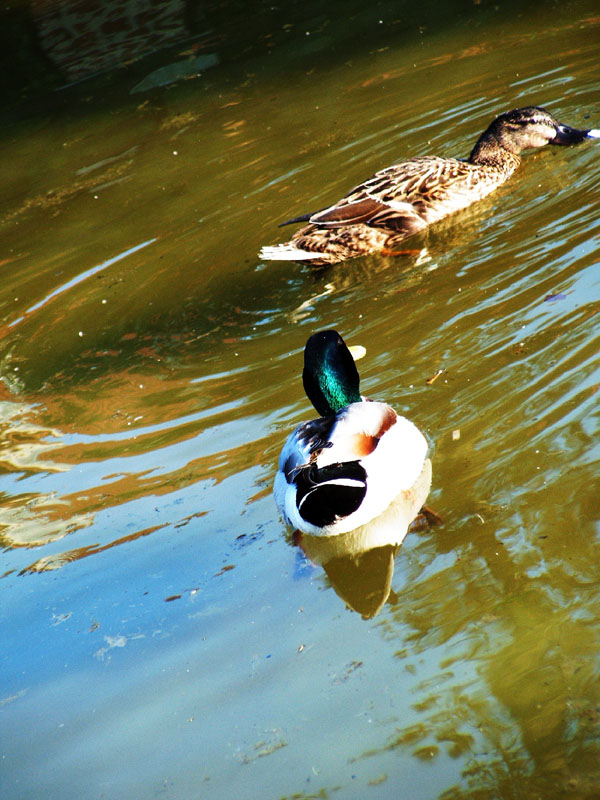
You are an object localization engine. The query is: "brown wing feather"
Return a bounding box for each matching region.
[307,157,477,231]
[268,150,517,264]
[361,207,426,234]
[309,197,392,227]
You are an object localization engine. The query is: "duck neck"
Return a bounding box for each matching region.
[304,368,361,417]
[468,133,522,174]
[302,331,362,417]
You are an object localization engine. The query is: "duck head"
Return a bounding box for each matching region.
[470,106,599,161]
[302,330,361,417]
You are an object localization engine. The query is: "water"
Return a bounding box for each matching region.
[1,2,600,798]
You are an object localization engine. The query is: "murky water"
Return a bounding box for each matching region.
[1,2,599,798]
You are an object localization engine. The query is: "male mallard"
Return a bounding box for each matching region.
[274,330,431,536]
[259,106,600,266]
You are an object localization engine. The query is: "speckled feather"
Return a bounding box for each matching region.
[260,106,597,266]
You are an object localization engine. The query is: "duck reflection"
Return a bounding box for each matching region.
[294,458,433,618]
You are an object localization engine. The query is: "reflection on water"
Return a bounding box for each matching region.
[29,0,216,86]
[1,1,600,799]
[374,483,600,798]
[296,459,432,618]
[6,238,157,330]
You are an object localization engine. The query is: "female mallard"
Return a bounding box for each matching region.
[260,106,599,266]
[274,330,431,536]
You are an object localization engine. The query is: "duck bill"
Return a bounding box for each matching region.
[551,124,598,145]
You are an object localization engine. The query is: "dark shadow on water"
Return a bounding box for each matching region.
[2,0,534,123]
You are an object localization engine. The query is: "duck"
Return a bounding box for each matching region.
[259,106,600,266]
[274,329,432,536]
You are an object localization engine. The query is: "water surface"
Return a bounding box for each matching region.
[1,2,599,798]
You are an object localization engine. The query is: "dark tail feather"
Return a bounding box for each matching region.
[278,205,329,227]
[295,460,367,528]
[278,212,314,228]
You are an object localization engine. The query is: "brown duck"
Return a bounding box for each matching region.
[259,106,599,266]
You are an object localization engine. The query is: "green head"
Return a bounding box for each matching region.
[302,330,361,416]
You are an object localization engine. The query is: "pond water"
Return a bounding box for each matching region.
[1,2,599,798]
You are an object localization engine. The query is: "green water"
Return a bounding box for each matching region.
[1,2,599,798]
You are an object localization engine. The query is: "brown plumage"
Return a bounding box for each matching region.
[259,106,596,266]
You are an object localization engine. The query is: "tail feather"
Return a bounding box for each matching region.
[295,460,367,528]
[278,205,327,227]
[278,212,314,227]
[259,243,325,262]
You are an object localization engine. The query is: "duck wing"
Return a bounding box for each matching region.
[364,157,492,222]
[275,413,367,530]
[275,401,429,535]
[278,416,336,481]
[365,157,475,201]
[307,157,475,231]
[290,402,397,529]
[313,401,429,529]
[309,196,425,234]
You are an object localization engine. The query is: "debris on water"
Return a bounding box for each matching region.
[426,369,444,385]
[452,429,460,441]
[94,633,143,661]
[52,612,72,625]
[237,733,288,764]
[330,660,363,684]
[165,594,182,602]
[413,745,440,760]
[544,293,568,302]
[213,564,235,577]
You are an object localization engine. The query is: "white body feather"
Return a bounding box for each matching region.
[259,244,324,261]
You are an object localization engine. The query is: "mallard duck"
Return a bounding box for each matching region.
[274,330,431,536]
[259,106,600,266]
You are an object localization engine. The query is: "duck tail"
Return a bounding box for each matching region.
[259,243,326,262]
[278,212,315,227]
